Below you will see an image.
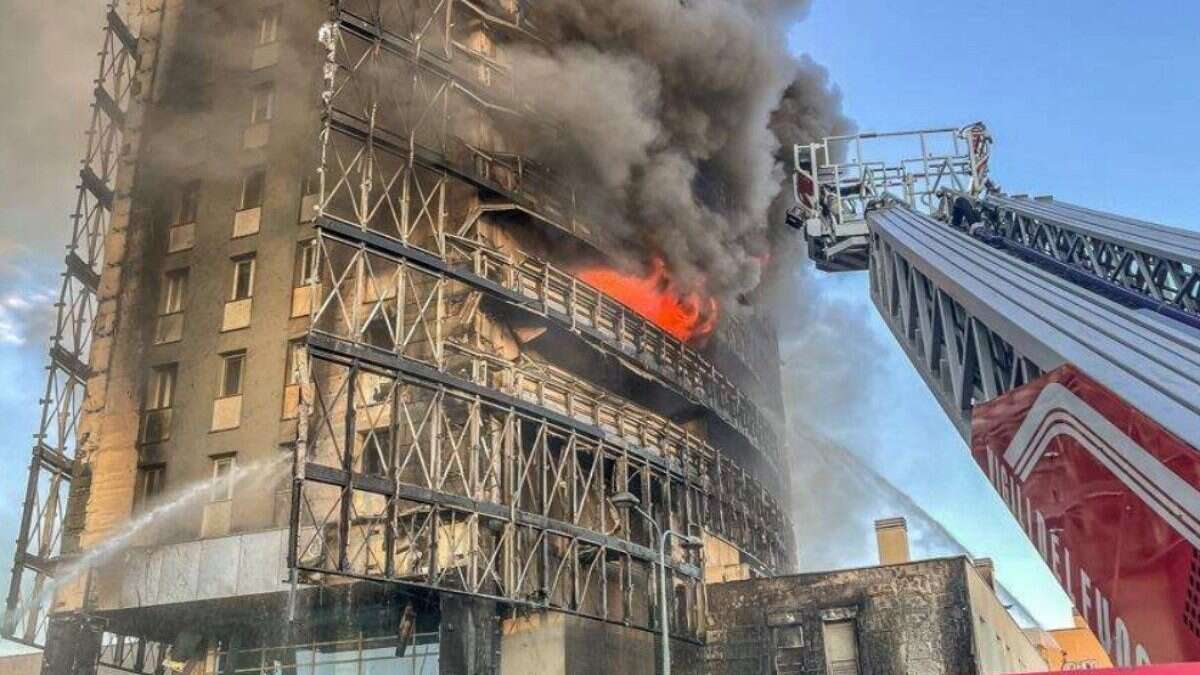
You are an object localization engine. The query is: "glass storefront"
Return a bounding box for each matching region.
[210,631,440,675]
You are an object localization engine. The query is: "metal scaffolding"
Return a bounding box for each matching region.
[294,0,792,638]
[314,0,781,469]
[290,244,788,634]
[3,2,159,648]
[314,215,783,474]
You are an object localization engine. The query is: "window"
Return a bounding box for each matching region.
[286,341,307,385]
[257,7,280,45]
[177,180,201,224]
[147,364,177,410]
[142,365,177,442]
[231,255,256,301]
[220,351,246,398]
[250,83,275,124]
[295,240,318,286]
[773,624,804,649]
[822,621,860,675]
[210,456,235,502]
[136,465,165,509]
[240,169,266,210]
[160,269,188,315]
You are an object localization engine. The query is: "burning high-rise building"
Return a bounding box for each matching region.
[3,1,849,672]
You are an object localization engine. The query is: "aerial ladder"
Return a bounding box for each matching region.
[788,124,1200,667]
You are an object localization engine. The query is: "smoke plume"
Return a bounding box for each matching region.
[506,0,851,302]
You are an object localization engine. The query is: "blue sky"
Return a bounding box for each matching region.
[786,0,1200,629]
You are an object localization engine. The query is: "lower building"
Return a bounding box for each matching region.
[1026,615,1114,671]
[703,519,1047,675]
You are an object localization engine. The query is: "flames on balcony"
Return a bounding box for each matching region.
[578,256,719,343]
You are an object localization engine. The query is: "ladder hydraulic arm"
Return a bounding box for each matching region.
[789,121,1200,666]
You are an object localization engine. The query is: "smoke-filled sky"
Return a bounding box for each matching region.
[0,0,1197,647]
[504,0,851,305]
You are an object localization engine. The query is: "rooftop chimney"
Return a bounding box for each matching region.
[874,517,910,565]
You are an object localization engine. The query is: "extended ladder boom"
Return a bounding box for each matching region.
[792,122,1200,665]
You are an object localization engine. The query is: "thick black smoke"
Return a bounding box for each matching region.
[506,0,851,302]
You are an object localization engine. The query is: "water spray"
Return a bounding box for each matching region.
[36,454,290,611]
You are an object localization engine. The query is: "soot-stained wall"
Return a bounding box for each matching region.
[703,558,984,675]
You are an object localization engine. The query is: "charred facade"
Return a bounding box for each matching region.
[6,1,794,672]
[703,558,1046,675]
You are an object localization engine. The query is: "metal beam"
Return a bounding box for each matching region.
[306,332,685,481]
[867,204,1200,448]
[315,215,781,474]
[963,193,1200,319]
[304,463,700,579]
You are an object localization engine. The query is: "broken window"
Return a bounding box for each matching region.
[141,364,178,443]
[176,180,201,224]
[135,465,165,510]
[231,255,256,301]
[361,429,391,477]
[240,168,266,210]
[220,351,246,398]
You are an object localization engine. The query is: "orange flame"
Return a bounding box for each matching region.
[579,257,719,343]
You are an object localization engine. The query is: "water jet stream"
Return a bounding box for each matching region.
[37,454,290,610]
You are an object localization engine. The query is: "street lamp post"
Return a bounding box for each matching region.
[609,491,703,675]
